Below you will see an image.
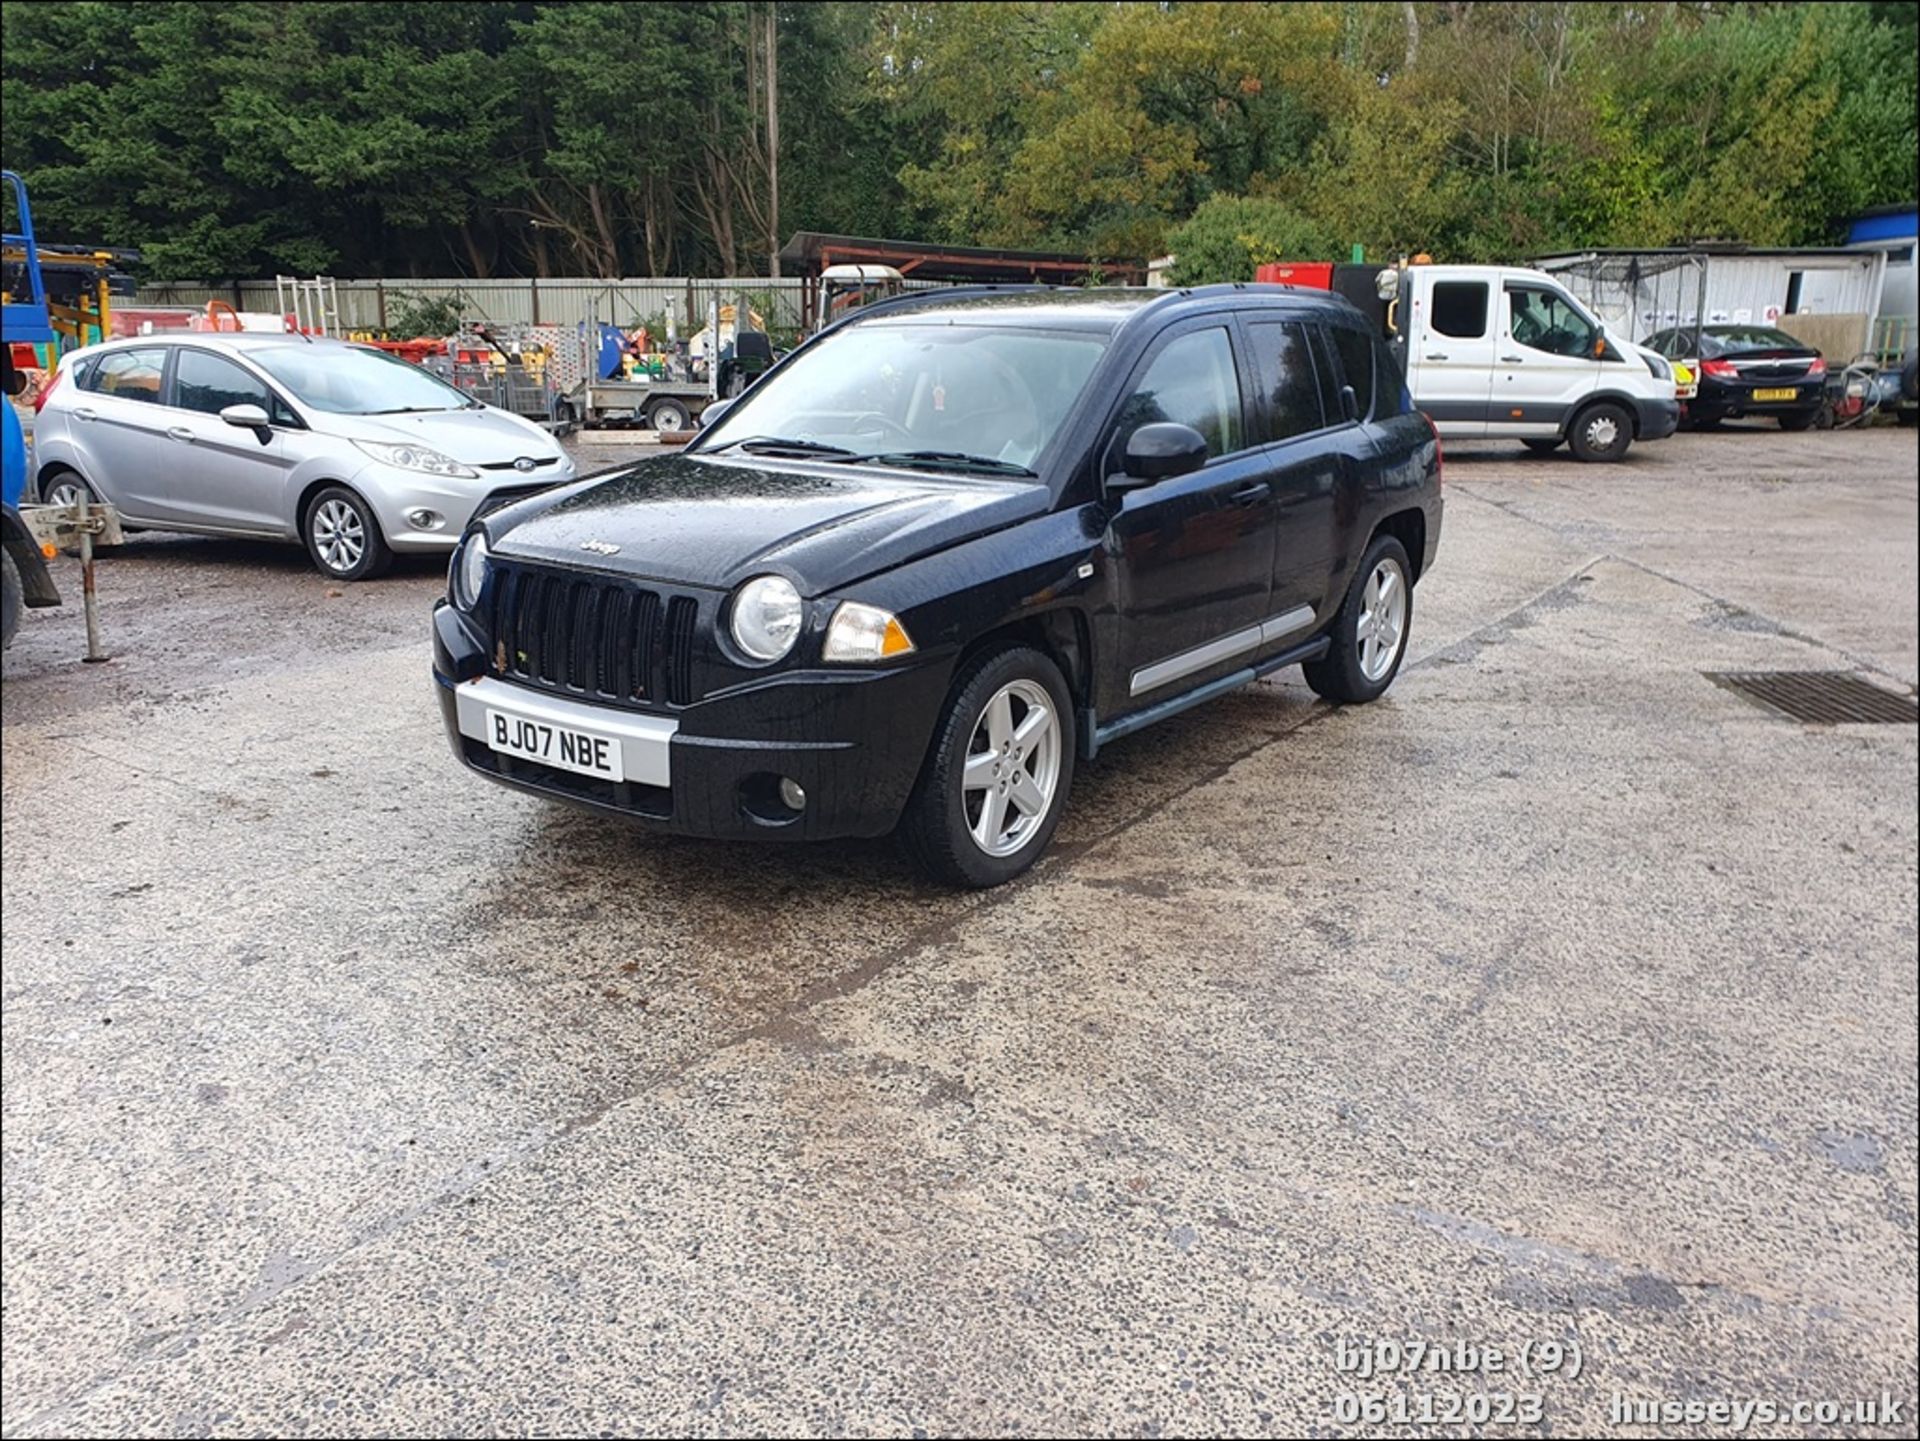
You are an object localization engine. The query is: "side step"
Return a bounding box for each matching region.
[1083,634,1330,760]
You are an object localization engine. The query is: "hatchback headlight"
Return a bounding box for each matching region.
[823,601,915,663]
[730,575,804,662]
[451,533,489,610]
[354,439,478,478]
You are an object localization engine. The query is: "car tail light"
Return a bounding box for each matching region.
[32,366,63,413]
[1805,356,1826,379]
[1700,358,1738,380]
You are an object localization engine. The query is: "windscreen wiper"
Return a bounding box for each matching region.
[849,450,1037,477]
[711,435,857,457]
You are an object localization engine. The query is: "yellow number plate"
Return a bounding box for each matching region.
[1752,387,1799,402]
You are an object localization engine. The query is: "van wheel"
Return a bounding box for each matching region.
[1304,535,1413,705]
[1521,438,1561,454]
[901,645,1075,889]
[1568,402,1633,462]
[303,486,392,580]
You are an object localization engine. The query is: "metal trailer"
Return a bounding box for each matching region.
[555,293,719,432]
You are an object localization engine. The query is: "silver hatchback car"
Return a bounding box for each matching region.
[32,333,577,579]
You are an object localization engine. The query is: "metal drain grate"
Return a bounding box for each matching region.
[1709,671,1918,725]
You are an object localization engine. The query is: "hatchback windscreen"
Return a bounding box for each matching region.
[701,321,1111,473]
[250,345,476,415]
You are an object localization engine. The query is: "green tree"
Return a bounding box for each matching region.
[1166,195,1337,284]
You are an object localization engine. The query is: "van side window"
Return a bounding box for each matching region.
[1115,326,1244,459]
[1507,285,1598,359]
[1243,320,1324,442]
[1430,282,1489,340]
[86,348,168,404]
[1328,326,1375,420]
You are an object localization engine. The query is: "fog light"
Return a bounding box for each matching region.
[778,777,807,811]
[406,508,445,530]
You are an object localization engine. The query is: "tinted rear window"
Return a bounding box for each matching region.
[1327,326,1375,419]
[1430,282,1489,339]
[1708,327,1807,353]
[1373,339,1409,413]
[1244,320,1324,442]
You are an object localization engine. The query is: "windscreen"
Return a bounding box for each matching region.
[1705,327,1808,355]
[701,321,1111,473]
[251,345,476,415]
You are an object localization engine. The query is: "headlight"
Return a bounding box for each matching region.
[730,575,804,662]
[354,439,477,478]
[451,533,488,610]
[1640,351,1671,382]
[823,601,915,663]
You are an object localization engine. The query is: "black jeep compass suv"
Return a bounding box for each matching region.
[432,284,1443,887]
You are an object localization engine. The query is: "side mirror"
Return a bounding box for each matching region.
[698,397,736,430]
[220,402,271,441]
[1339,384,1359,423]
[1114,422,1209,488]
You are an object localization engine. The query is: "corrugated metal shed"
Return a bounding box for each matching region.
[1536,247,1888,355]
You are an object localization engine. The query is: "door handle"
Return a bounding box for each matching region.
[1228,482,1270,507]
[73,407,98,422]
[167,426,197,442]
[1424,352,1449,361]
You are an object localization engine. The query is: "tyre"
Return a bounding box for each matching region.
[1778,410,1817,432]
[647,397,691,432]
[1567,401,1633,462]
[40,468,96,511]
[1521,438,1561,455]
[302,485,392,581]
[900,645,1075,888]
[1303,534,1413,706]
[2,547,21,650]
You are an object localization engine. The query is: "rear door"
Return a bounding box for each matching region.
[156,347,296,533]
[1407,275,1494,437]
[67,346,173,518]
[1496,282,1601,436]
[1102,322,1278,708]
[1240,316,1342,633]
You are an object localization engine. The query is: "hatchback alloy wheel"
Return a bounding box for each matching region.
[312,498,366,573]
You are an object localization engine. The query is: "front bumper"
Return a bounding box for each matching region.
[432,601,948,841]
[1635,397,1681,441]
[362,462,577,553]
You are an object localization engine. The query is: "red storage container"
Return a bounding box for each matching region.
[1254,262,1335,289]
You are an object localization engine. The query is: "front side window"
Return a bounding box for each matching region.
[87,347,167,404]
[1244,320,1324,442]
[699,320,1109,473]
[1114,326,1244,460]
[251,344,475,416]
[1430,282,1489,340]
[1507,286,1598,358]
[174,350,294,424]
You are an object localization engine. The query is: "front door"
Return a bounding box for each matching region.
[1408,276,1495,437]
[1495,283,1601,435]
[1103,323,1278,711]
[155,347,295,533]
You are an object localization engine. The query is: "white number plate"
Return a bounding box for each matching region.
[485,708,624,781]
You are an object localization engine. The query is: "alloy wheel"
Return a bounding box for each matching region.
[961,679,1061,858]
[312,498,366,573]
[1356,557,1408,682]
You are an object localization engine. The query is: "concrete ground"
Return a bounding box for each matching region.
[2,424,1915,1437]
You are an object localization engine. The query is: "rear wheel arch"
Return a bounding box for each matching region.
[1371,507,1428,584]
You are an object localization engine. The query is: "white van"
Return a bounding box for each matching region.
[1342,264,1681,461]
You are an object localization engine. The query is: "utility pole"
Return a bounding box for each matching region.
[766,2,781,277]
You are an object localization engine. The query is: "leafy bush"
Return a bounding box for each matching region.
[1166,196,1339,286]
[386,290,467,340]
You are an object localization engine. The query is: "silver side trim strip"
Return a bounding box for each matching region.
[1260,605,1317,645]
[453,675,677,787]
[1129,604,1322,697]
